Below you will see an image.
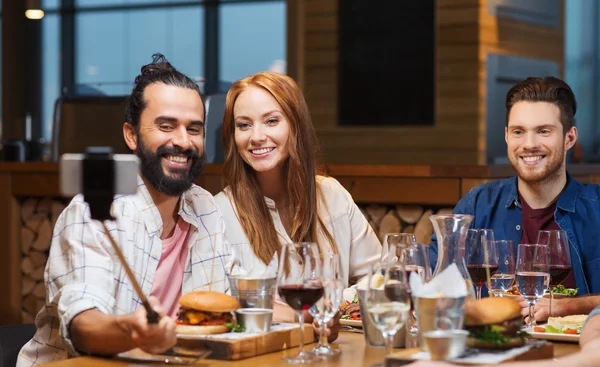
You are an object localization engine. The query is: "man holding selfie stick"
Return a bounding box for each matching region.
[17,54,231,366]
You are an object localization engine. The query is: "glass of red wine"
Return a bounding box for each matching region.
[516,243,550,327]
[536,230,571,318]
[465,229,498,299]
[276,242,323,364]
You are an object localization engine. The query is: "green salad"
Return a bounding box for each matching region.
[545,285,578,296]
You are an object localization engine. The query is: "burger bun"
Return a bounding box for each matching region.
[179,291,240,313]
[466,297,521,326]
[176,324,231,335]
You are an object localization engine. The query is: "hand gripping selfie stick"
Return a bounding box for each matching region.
[81,147,160,324]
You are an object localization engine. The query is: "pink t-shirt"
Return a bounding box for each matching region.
[150,218,191,319]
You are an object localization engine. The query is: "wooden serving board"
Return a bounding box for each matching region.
[385,341,554,366]
[176,323,316,360]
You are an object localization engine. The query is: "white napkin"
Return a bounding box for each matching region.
[410,263,468,298]
[411,343,535,364]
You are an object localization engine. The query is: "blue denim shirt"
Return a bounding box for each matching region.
[429,173,600,296]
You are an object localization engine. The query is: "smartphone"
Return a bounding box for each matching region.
[60,153,140,197]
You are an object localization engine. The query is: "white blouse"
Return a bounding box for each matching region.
[214,176,382,287]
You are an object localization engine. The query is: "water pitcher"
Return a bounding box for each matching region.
[429,214,475,299]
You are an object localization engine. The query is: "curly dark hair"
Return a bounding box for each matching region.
[125,53,204,130]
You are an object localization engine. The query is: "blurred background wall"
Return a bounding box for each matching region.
[2,0,600,165]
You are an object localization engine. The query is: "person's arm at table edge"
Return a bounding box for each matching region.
[580,307,600,348]
[556,296,600,317]
[70,309,136,355]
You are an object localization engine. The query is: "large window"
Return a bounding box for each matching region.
[38,0,286,141]
[75,7,204,95]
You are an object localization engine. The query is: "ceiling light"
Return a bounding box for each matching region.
[25,0,44,20]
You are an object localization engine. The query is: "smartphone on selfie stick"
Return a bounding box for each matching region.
[60,146,160,324]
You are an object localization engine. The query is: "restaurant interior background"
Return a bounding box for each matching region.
[1,0,600,326]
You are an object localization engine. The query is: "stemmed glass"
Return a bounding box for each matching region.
[465,229,499,299]
[381,233,416,266]
[400,243,430,344]
[489,240,515,297]
[366,241,411,364]
[537,230,571,318]
[516,243,550,327]
[308,253,344,358]
[276,242,323,364]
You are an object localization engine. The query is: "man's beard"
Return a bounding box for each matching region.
[136,136,206,197]
[509,146,564,185]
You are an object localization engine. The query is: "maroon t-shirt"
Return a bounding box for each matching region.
[519,194,576,289]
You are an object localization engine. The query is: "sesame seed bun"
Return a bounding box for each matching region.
[179,291,240,313]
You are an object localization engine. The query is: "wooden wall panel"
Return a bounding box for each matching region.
[296,0,563,165]
[477,0,564,164]
[302,0,481,164]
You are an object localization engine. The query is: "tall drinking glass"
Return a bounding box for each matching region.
[366,242,411,366]
[536,230,571,318]
[308,253,344,357]
[465,229,498,299]
[489,240,515,297]
[276,243,323,364]
[515,244,550,327]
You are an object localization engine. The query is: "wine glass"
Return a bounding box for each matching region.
[381,233,416,267]
[489,240,515,297]
[537,230,571,317]
[308,253,344,357]
[276,242,323,364]
[400,243,430,344]
[366,241,411,364]
[516,243,550,328]
[465,229,498,299]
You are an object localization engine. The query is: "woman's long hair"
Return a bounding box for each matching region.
[222,72,337,271]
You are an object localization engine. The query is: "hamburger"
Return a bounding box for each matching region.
[176,291,240,334]
[464,297,526,349]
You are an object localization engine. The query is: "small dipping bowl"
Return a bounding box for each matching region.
[235,308,273,333]
[422,330,468,361]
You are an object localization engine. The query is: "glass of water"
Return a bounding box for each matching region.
[308,253,344,358]
[366,242,411,363]
[489,240,515,297]
[515,243,550,327]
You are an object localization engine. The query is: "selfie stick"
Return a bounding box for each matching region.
[82,147,160,324]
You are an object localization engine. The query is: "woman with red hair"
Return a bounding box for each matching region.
[214,72,381,337]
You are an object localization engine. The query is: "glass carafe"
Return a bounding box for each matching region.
[429,214,475,299]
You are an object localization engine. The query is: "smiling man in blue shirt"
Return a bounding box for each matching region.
[430,76,600,322]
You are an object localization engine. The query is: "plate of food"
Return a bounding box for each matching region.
[503,285,578,300]
[340,293,362,328]
[523,314,586,343]
[543,285,578,299]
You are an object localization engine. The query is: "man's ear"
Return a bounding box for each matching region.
[565,126,578,151]
[123,122,138,151]
[505,127,509,145]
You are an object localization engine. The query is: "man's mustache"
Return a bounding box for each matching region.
[155,145,200,159]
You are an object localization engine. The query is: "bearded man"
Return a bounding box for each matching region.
[18,54,230,366]
[429,77,600,321]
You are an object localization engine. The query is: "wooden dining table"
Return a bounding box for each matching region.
[43,332,580,367]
